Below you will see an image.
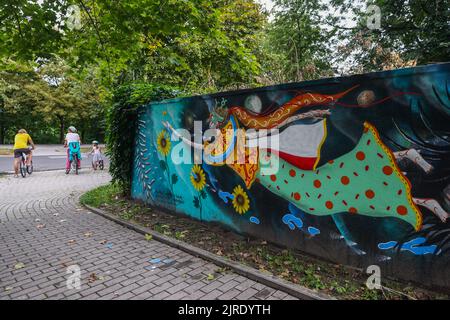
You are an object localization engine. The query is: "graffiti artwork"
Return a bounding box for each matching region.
[132,63,450,289]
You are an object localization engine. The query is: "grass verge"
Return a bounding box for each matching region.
[0,149,12,155]
[80,183,122,208]
[81,183,449,300]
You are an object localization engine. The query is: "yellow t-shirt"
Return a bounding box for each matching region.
[13,133,31,150]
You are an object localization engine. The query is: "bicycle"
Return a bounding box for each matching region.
[19,148,33,178]
[91,154,104,171]
[98,158,104,170]
[66,143,81,175]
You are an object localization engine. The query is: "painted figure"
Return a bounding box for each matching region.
[164,88,449,231]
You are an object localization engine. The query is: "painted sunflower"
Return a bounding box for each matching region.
[232,185,250,215]
[157,130,171,156]
[190,165,206,191]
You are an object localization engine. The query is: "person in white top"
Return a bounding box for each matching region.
[64,126,82,171]
[65,132,81,144]
[90,140,103,170]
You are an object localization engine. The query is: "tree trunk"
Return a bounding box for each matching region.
[81,125,85,143]
[58,116,65,144]
[0,122,4,145]
[0,111,4,144]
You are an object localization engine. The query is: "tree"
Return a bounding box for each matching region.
[1,0,270,143]
[0,56,106,143]
[329,0,450,74]
[0,58,49,143]
[62,0,267,91]
[35,56,107,143]
[0,0,71,60]
[262,0,335,82]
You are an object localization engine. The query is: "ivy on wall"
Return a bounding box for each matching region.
[106,83,182,194]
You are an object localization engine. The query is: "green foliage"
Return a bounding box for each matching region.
[0,56,107,144]
[153,223,172,236]
[106,83,182,194]
[263,0,335,82]
[1,1,266,144]
[79,182,122,207]
[45,0,266,91]
[144,234,153,241]
[120,206,140,221]
[2,0,447,152]
[370,0,449,65]
[0,0,71,60]
[175,230,188,240]
[329,0,450,73]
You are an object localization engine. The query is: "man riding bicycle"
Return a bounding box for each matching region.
[13,129,35,178]
[64,126,82,171]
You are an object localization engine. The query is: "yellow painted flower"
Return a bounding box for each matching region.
[232,185,250,215]
[190,165,206,191]
[157,130,171,156]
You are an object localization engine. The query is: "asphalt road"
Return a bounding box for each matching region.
[0,154,109,173]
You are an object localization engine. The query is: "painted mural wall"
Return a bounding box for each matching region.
[131,63,450,290]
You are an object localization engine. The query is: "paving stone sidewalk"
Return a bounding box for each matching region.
[0,170,297,300]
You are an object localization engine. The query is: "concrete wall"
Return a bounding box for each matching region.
[132,63,450,290]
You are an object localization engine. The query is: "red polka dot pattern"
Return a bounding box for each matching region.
[397,205,408,216]
[341,176,350,185]
[365,189,375,199]
[256,131,416,228]
[356,151,365,161]
[383,166,393,175]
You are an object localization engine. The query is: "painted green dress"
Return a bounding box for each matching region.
[256,122,422,231]
[203,115,422,231]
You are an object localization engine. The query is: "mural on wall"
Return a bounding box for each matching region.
[132,63,450,288]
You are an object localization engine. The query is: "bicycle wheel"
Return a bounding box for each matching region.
[99,160,104,170]
[20,156,26,178]
[74,155,79,175]
[27,160,33,174]
[67,155,74,174]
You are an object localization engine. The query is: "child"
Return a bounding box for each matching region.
[64,126,81,172]
[90,140,103,170]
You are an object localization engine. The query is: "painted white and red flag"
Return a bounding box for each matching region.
[249,120,327,170]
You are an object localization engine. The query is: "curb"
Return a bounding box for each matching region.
[1,167,109,175]
[0,168,68,175]
[1,168,67,174]
[83,204,336,300]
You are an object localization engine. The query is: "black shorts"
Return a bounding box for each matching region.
[14,148,31,158]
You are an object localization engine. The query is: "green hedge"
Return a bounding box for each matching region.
[106,83,182,195]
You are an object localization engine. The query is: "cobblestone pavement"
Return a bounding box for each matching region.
[0,170,297,300]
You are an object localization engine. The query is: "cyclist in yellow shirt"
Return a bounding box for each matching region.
[13,129,35,177]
